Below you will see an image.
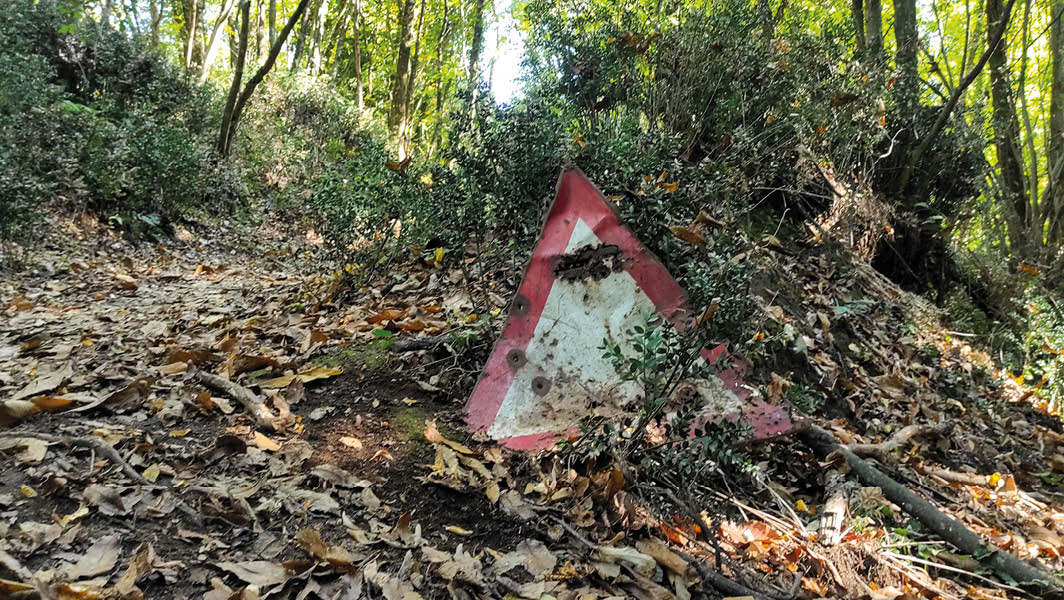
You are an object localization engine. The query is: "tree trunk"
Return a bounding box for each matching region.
[221,0,312,156]
[291,0,315,72]
[218,0,250,155]
[1048,0,1064,245]
[255,0,264,60]
[354,0,363,110]
[851,0,866,56]
[466,0,486,101]
[185,0,199,70]
[390,0,417,154]
[268,0,276,48]
[150,0,161,47]
[199,0,238,84]
[893,0,919,117]
[895,0,1016,198]
[986,0,1028,248]
[102,0,113,27]
[310,0,329,72]
[864,0,883,61]
[431,0,451,149]
[403,0,426,150]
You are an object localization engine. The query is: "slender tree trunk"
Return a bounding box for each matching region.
[255,0,264,60]
[199,0,238,84]
[431,0,451,149]
[354,0,363,110]
[390,0,417,155]
[986,0,1029,248]
[291,0,315,72]
[851,0,866,56]
[185,0,199,70]
[221,0,312,155]
[466,0,486,101]
[150,0,161,47]
[218,0,250,155]
[403,0,426,148]
[864,0,883,61]
[102,0,113,27]
[896,0,1016,197]
[310,0,329,72]
[1047,0,1064,245]
[268,0,276,47]
[893,0,919,116]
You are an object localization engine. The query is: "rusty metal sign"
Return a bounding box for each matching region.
[466,169,790,450]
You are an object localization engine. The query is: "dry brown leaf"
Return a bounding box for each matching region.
[254,432,281,452]
[63,535,121,580]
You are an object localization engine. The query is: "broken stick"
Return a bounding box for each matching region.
[0,430,148,484]
[800,425,1062,595]
[846,422,949,461]
[196,371,277,430]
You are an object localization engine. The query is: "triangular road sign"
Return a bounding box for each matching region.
[466,169,789,449]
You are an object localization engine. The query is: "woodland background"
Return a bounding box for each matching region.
[0,0,1062,418]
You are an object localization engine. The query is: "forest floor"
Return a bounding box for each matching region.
[2,215,1064,600]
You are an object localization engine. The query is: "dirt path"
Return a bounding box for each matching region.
[3,233,1064,600]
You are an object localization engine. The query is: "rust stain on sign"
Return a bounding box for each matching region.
[465,169,791,450]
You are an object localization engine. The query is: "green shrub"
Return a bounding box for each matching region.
[0,0,231,245]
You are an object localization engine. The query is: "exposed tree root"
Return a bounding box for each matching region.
[799,425,1063,596]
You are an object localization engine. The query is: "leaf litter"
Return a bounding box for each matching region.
[1,229,1064,599]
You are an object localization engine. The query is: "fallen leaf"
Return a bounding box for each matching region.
[424,421,473,454]
[63,535,121,580]
[339,436,363,450]
[446,525,472,536]
[635,538,689,575]
[216,560,292,587]
[254,432,281,452]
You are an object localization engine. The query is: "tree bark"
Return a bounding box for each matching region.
[431,0,452,150]
[987,0,1028,248]
[218,0,250,155]
[390,0,417,156]
[268,0,276,48]
[221,0,313,156]
[1048,0,1064,245]
[310,0,329,72]
[864,0,883,60]
[102,0,113,27]
[184,0,199,70]
[851,0,866,56]
[466,0,486,101]
[893,0,920,117]
[150,0,161,47]
[402,0,426,150]
[354,0,363,110]
[291,0,315,72]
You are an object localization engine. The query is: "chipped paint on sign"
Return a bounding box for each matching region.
[466,169,790,449]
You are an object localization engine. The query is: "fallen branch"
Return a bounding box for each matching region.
[674,549,786,600]
[553,512,788,600]
[799,425,1062,595]
[847,422,949,460]
[0,431,148,484]
[196,371,277,430]
[919,465,995,487]
[0,431,204,524]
